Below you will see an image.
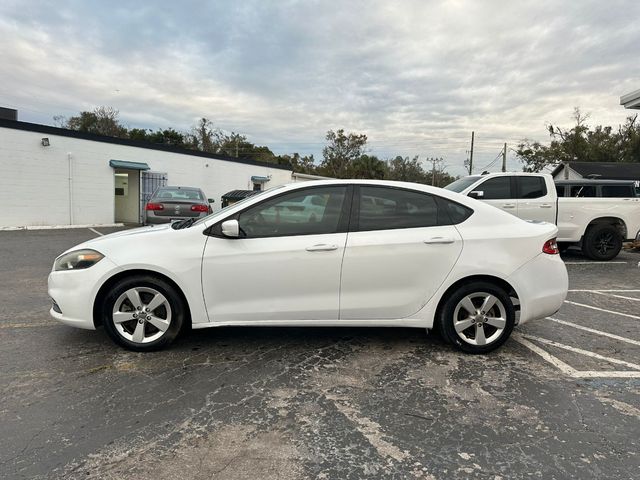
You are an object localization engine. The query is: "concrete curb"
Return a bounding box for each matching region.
[0,223,125,231]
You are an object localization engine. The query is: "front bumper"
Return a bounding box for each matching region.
[48,257,121,330]
[508,253,568,325]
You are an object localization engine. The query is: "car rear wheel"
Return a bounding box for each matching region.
[438,282,515,354]
[102,275,185,351]
[582,224,622,261]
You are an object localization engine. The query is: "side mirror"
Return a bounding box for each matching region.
[468,190,484,199]
[221,219,239,238]
[208,198,215,204]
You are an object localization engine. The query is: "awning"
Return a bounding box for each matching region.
[251,175,270,183]
[109,159,150,170]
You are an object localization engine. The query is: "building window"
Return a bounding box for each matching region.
[253,183,262,191]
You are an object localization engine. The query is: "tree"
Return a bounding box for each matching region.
[64,106,127,137]
[385,155,428,183]
[276,153,318,174]
[516,108,640,172]
[321,129,368,178]
[351,154,387,179]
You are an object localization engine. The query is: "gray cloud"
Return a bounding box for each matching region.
[1,0,639,175]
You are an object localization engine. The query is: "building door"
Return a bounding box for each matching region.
[140,171,168,223]
[114,169,141,224]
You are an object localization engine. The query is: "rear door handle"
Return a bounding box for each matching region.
[306,244,338,252]
[424,237,455,245]
[502,204,516,209]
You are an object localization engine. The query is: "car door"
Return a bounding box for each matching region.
[201,185,351,322]
[470,176,517,214]
[340,186,464,320]
[515,176,556,223]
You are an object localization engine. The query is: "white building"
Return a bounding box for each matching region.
[0,118,298,228]
[620,89,640,110]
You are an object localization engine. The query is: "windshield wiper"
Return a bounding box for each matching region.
[172,218,197,230]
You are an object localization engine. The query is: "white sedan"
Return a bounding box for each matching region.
[48,180,568,354]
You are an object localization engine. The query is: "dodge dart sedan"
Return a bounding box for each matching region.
[48,180,568,354]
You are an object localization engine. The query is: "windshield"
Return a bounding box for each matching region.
[443,176,481,193]
[191,185,286,227]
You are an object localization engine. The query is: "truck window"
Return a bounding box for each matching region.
[601,185,634,198]
[517,177,547,199]
[555,185,566,197]
[570,185,596,198]
[475,177,512,199]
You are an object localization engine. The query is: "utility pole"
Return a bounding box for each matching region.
[468,131,474,174]
[502,142,507,172]
[431,157,437,186]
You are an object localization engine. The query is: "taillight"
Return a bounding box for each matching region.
[145,203,164,211]
[543,238,559,255]
[191,204,209,212]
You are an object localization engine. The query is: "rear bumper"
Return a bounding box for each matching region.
[508,253,568,325]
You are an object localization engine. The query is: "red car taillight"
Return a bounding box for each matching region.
[191,204,209,212]
[543,238,559,255]
[145,203,164,211]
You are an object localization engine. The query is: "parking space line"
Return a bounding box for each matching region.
[521,334,640,371]
[564,300,640,320]
[564,261,627,265]
[513,334,640,379]
[0,322,55,329]
[512,334,578,375]
[546,317,640,347]
[575,291,640,302]
[569,289,640,292]
[88,227,104,236]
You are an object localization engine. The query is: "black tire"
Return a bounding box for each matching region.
[582,224,622,261]
[438,281,515,354]
[102,275,185,351]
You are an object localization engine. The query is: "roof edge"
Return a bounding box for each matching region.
[0,118,292,171]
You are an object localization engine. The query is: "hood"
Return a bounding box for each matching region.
[57,223,174,257]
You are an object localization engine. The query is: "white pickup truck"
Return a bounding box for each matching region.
[444,172,640,261]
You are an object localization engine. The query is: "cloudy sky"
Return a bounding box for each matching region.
[1,0,639,175]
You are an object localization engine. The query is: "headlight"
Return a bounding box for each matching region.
[54,249,104,271]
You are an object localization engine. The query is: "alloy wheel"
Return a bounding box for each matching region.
[112,287,172,344]
[452,292,507,346]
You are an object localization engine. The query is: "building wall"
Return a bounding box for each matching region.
[552,166,583,181]
[0,127,293,228]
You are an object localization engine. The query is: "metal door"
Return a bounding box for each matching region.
[140,171,168,223]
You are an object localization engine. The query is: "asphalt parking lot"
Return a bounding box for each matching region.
[1,228,639,480]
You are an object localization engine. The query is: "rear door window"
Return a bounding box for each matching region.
[357,187,439,231]
[516,177,547,199]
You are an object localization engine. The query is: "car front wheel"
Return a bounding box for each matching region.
[438,282,515,354]
[102,275,185,351]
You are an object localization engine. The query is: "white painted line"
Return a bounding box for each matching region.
[512,334,640,379]
[546,317,640,347]
[512,334,578,376]
[88,227,104,236]
[569,289,640,293]
[572,371,640,378]
[564,300,640,320]
[581,291,640,302]
[564,261,627,265]
[521,334,640,371]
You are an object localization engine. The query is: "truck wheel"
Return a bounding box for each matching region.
[582,224,622,261]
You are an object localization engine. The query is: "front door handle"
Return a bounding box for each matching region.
[502,204,516,209]
[424,237,455,245]
[540,204,552,208]
[306,244,338,252]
